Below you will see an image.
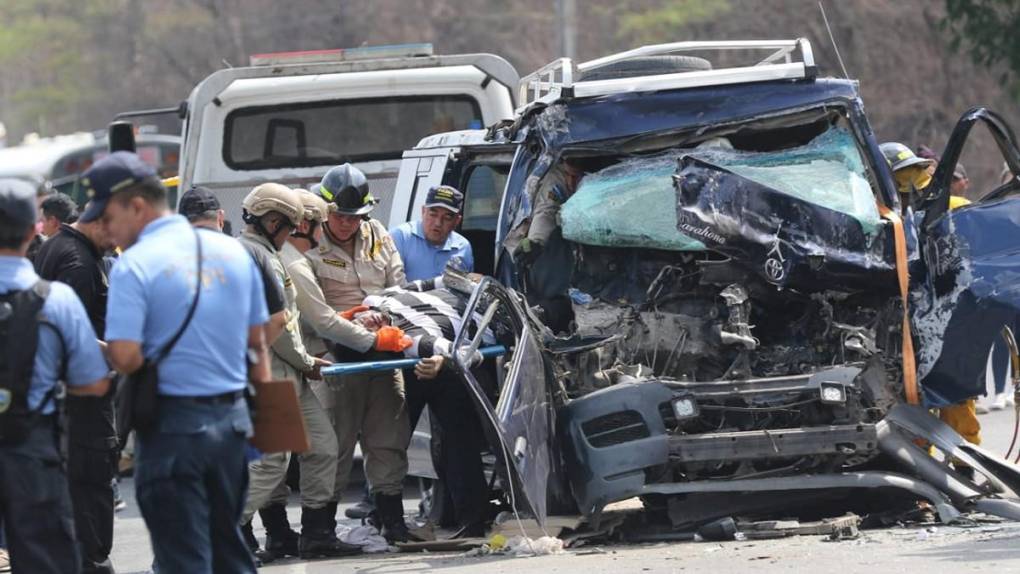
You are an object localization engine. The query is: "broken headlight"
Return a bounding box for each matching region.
[819,382,847,404]
[671,395,700,420]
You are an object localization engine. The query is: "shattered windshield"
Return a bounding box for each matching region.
[560,125,881,251]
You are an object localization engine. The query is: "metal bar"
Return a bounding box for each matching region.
[875,418,985,504]
[115,104,186,120]
[572,63,809,98]
[670,424,878,463]
[660,365,860,397]
[463,300,501,363]
[638,471,960,523]
[518,39,815,109]
[321,345,506,379]
[882,405,1020,497]
[757,46,794,66]
[577,39,801,71]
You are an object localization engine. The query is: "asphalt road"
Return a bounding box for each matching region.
[109,397,1020,573]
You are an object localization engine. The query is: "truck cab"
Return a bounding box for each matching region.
[177,44,519,229]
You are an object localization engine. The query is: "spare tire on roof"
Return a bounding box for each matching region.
[578,55,712,82]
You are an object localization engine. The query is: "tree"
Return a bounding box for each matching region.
[943,0,1020,95]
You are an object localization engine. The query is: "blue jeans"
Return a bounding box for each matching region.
[135,396,255,574]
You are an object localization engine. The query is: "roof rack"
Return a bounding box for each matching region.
[518,39,816,110]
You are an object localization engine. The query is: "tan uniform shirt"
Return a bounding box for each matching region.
[280,240,376,356]
[240,231,315,378]
[304,218,406,345]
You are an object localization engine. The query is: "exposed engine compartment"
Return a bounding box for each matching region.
[548,245,906,484]
[564,246,902,391]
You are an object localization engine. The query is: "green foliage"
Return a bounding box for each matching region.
[0,0,119,137]
[943,0,1020,97]
[617,0,731,44]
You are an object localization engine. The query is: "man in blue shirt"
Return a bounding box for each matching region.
[82,152,271,574]
[389,185,474,281]
[387,185,489,536]
[0,178,110,574]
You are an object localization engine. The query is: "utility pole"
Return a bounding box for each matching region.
[557,0,577,59]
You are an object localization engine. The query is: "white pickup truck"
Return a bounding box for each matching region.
[175,43,519,230]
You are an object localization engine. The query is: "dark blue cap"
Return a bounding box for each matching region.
[0,178,38,228]
[78,151,159,223]
[178,186,221,220]
[425,185,464,214]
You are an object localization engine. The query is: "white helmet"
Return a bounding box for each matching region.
[242,183,303,227]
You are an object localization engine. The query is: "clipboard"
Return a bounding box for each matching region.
[249,379,310,454]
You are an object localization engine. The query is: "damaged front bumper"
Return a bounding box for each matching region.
[560,365,879,515]
[561,374,1020,525]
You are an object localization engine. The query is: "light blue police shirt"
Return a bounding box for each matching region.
[0,256,108,414]
[389,220,474,282]
[105,215,269,396]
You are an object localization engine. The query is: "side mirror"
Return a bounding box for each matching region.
[108,121,136,153]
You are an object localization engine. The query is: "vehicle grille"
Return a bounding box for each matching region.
[659,402,677,428]
[581,410,650,448]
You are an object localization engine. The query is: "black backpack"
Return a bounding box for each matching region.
[0,280,57,445]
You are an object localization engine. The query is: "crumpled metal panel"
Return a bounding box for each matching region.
[529,79,862,147]
[496,79,871,273]
[884,404,1020,497]
[672,155,895,291]
[913,197,1020,406]
[492,325,554,522]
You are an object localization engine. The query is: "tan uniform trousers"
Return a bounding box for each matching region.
[242,377,338,522]
[323,370,410,498]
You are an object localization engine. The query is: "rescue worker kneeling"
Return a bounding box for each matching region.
[0,178,112,573]
[237,183,362,561]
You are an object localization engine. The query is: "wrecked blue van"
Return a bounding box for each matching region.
[398,39,1020,528]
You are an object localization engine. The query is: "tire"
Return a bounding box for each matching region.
[579,55,712,82]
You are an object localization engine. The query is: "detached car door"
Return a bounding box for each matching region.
[450,278,558,524]
[913,107,1020,406]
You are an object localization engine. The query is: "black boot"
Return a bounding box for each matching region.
[241,520,263,567]
[256,503,300,563]
[373,493,424,543]
[298,506,363,559]
[241,519,260,553]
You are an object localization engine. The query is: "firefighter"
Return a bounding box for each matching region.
[879,142,934,211]
[881,143,982,455]
[304,163,421,543]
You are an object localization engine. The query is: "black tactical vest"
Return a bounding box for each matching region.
[0,281,52,445]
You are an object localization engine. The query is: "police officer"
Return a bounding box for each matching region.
[88,152,270,574]
[237,184,362,561]
[0,178,111,573]
[33,190,118,574]
[305,163,420,542]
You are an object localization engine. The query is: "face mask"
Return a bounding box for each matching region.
[894,165,932,195]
